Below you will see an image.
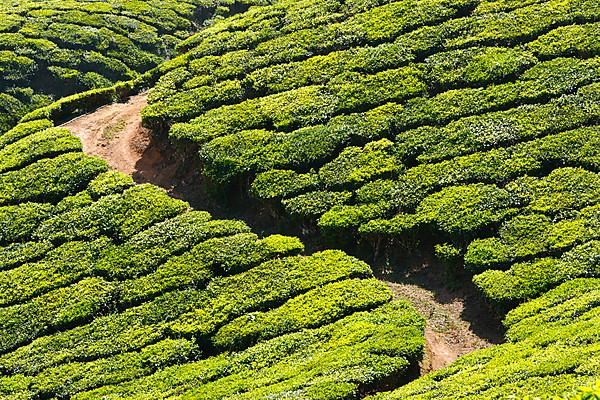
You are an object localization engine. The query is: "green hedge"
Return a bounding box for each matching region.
[33,184,189,244]
[0,153,107,206]
[213,278,392,350]
[527,22,600,59]
[465,204,600,271]
[94,216,250,280]
[364,125,600,231]
[0,202,53,244]
[168,250,373,336]
[0,238,109,307]
[170,66,426,142]
[283,190,353,218]
[396,84,600,164]
[507,167,600,215]
[72,301,424,400]
[0,288,207,375]
[145,0,493,126]
[17,338,199,399]
[152,0,598,130]
[3,0,600,398]
[118,233,303,305]
[174,0,473,69]
[86,171,135,200]
[0,241,53,272]
[504,278,600,341]
[423,46,536,90]
[20,81,135,124]
[0,277,119,353]
[473,240,600,309]
[0,119,53,149]
[0,127,82,174]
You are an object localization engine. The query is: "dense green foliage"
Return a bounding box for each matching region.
[0,118,425,399]
[1,0,599,397]
[139,0,600,396]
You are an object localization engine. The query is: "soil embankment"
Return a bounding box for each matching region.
[62,93,166,181]
[61,93,207,205]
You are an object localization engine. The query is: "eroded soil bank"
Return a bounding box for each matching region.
[61,93,217,208]
[62,93,168,184]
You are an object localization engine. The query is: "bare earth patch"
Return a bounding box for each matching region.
[62,94,152,176]
[375,249,504,375]
[60,93,197,198]
[388,282,494,373]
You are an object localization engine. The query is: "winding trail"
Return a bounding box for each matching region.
[61,93,202,202]
[60,95,504,376]
[388,281,498,373]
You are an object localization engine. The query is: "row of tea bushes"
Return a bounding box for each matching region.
[69,302,425,400]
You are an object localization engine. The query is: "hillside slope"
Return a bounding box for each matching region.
[0,0,598,398]
[0,0,259,133]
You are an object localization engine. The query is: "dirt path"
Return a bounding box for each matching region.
[388,281,498,373]
[61,94,504,377]
[61,92,202,200]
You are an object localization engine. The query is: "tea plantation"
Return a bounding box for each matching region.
[0,0,599,398]
[0,118,426,399]
[141,0,600,396]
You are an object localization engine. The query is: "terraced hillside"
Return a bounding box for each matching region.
[0,0,599,398]
[0,118,425,399]
[0,0,260,133]
[138,0,600,396]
